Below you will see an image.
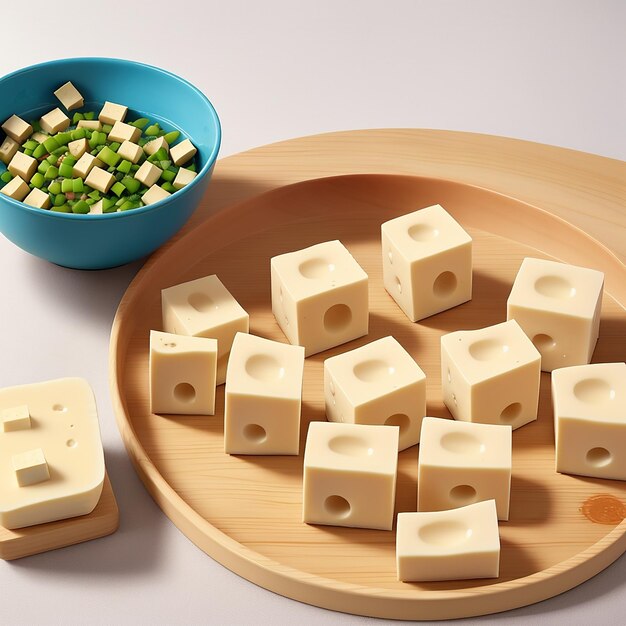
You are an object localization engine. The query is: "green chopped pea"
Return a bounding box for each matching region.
[38,160,51,174]
[33,143,47,159]
[48,181,61,194]
[86,198,97,206]
[54,193,66,206]
[61,178,73,193]
[1,171,13,183]
[30,172,45,188]
[83,111,96,121]
[117,159,132,174]
[115,196,126,207]
[88,189,101,200]
[24,149,34,157]
[161,181,176,193]
[121,176,141,194]
[102,124,113,134]
[43,137,60,153]
[58,162,72,178]
[72,178,84,193]
[111,181,126,197]
[55,132,71,146]
[70,128,86,140]
[52,146,68,156]
[102,197,117,212]
[63,155,77,167]
[119,200,138,211]
[163,131,180,144]
[130,117,149,129]
[46,154,58,164]
[51,204,72,213]
[23,139,39,151]
[144,123,160,136]
[130,163,140,171]
[72,200,90,214]
[44,166,59,180]
[108,142,121,152]
[72,112,84,124]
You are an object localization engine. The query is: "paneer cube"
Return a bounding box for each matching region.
[53,81,84,111]
[23,188,51,209]
[117,141,143,164]
[0,176,30,200]
[170,138,197,166]
[134,161,162,187]
[98,101,127,125]
[1,115,33,143]
[172,167,197,190]
[85,166,115,193]
[40,108,70,134]
[8,151,37,181]
[142,184,171,205]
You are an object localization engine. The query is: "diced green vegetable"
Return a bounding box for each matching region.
[163,131,180,144]
[99,146,121,167]
[24,149,34,157]
[59,161,73,178]
[102,197,117,212]
[51,204,72,212]
[144,123,160,136]
[48,181,62,194]
[88,189,101,200]
[38,160,51,174]
[52,146,68,156]
[117,159,132,174]
[108,142,121,152]
[187,162,196,172]
[160,169,176,182]
[54,193,66,206]
[30,172,45,188]
[33,143,48,159]
[72,200,90,214]
[23,139,39,151]
[121,176,141,194]
[83,111,95,120]
[130,117,149,129]
[161,182,176,193]
[71,128,86,140]
[119,199,139,211]
[1,171,13,183]
[44,166,59,180]
[61,179,73,193]
[72,178,84,193]
[102,124,113,134]
[43,137,60,153]
[46,154,58,164]
[55,132,71,146]
[111,181,126,197]
[72,112,84,124]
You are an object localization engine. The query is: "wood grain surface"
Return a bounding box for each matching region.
[110,135,625,621]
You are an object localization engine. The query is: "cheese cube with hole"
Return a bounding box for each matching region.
[507,257,604,372]
[39,108,70,134]
[142,184,171,205]
[73,153,100,178]
[1,115,32,143]
[23,188,51,209]
[0,378,105,529]
[107,121,141,144]
[303,422,399,529]
[552,363,626,480]
[134,161,162,187]
[117,140,143,163]
[53,81,84,111]
[77,120,102,131]
[381,205,472,321]
[396,500,500,581]
[441,319,541,429]
[224,333,305,454]
[170,138,197,166]
[144,136,169,156]
[324,336,426,451]
[173,167,197,190]
[68,138,88,159]
[162,275,249,385]
[418,417,512,520]
[8,151,37,181]
[0,176,30,201]
[0,136,19,164]
[85,166,115,193]
[271,240,369,357]
[1,405,31,433]
[149,330,217,415]
[99,101,127,125]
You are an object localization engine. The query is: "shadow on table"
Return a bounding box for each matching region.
[9,447,166,578]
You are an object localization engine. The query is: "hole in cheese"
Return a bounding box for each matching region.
[323,304,352,334]
[324,495,351,518]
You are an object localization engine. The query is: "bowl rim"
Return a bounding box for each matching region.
[0,56,221,220]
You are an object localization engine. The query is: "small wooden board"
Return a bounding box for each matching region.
[0,473,119,560]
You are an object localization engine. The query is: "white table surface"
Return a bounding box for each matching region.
[1,1,625,624]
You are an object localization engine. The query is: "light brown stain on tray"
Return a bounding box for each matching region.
[581,495,626,525]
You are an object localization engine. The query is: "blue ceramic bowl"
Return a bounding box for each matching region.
[0,58,221,269]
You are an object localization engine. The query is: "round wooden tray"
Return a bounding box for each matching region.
[110,167,626,620]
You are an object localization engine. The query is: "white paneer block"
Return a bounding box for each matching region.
[73,153,100,178]
[12,448,50,487]
[382,204,472,321]
[142,184,171,205]
[224,333,305,455]
[23,188,51,209]
[98,101,128,125]
[172,167,197,190]
[107,121,141,144]
[68,138,88,159]
[134,161,162,187]
[39,108,70,134]
[1,115,32,143]
[418,417,512,520]
[303,422,399,530]
[117,140,143,163]
[0,136,19,164]
[324,336,426,451]
[441,320,541,429]
[76,120,102,131]
[162,275,249,385]
[0,176,30,201]
[8,151,37,181]
[144,136,169,156]
[53,81,84,111]
[271,240,369,357]
[1,405,31,432]
[507,258,604,372]
[0,378,105,529]
[31,132,50,144]
[85,166,115,193]
[170,138,197,166]
[553,363,626,480]
[149,330,217,415]
[89,200,103,215]
[396,500,500,582]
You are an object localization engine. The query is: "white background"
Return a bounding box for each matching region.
[1,1,625,624]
